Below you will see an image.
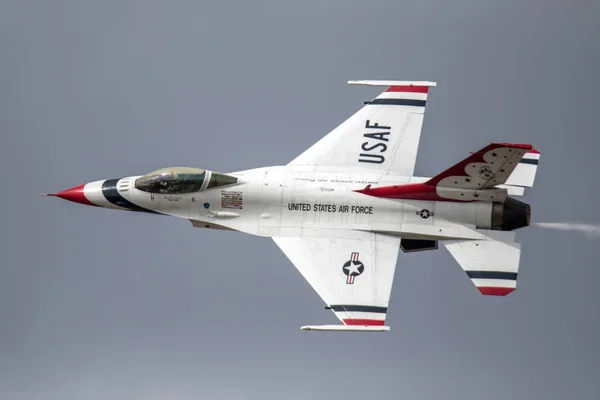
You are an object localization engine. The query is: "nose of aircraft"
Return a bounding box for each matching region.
[45,184,98,207]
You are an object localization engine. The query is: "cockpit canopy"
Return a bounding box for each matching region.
[134,167,238,194]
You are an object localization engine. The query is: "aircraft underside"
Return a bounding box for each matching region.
[47,80,540,332]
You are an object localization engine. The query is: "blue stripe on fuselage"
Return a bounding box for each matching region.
[102,179,160,214]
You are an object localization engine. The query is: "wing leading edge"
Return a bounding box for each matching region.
[273,230,400,331]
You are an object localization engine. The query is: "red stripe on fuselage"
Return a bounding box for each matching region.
[354,143,537,201]
[425,143,533,186]
[343,319,385,326]
[385,85,429,93]
[354,183,468,202]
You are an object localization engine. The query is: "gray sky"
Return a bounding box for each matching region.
[1,1,599,399]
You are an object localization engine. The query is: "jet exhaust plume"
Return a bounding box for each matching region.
[534,222,600,238]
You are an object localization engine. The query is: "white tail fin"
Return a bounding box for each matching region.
[500,149,540,196]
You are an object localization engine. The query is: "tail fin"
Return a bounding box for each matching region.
[425,143,533,188]
[442,231,520,296]
[499,149,541,196]
[355,143,539,202]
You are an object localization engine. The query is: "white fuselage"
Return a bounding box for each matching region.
[91,166,498,242]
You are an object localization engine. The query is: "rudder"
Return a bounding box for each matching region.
[500,149,541,196]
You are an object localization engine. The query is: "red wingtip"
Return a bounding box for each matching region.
[385,85,429,93]
[528,148,541,154]
[478,287,515,296]
[51,184,98,207]
[343,319,385,326]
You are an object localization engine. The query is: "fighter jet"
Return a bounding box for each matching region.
[47,80,540,332]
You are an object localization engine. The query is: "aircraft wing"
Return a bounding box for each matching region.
[288,80,437,176]
[273,230,400,331]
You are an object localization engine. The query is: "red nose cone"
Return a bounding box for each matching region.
[48,184,97,207]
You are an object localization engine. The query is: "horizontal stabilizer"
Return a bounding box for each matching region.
[442,231,521,296]
[301,325,390,332]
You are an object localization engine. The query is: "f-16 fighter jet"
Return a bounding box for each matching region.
[47,80,540,332]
